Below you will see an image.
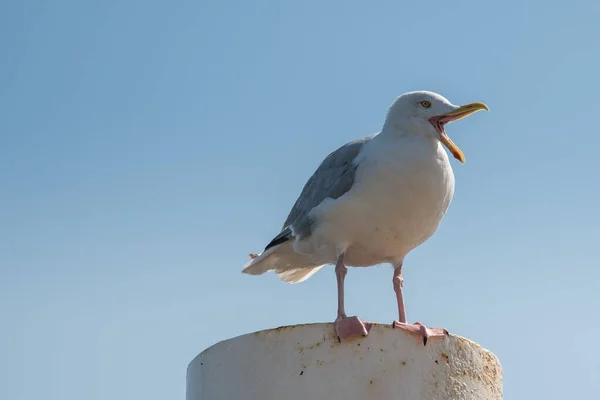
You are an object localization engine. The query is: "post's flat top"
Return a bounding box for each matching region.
[187,323,503,400]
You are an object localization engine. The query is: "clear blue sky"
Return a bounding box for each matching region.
[2,1,599,399]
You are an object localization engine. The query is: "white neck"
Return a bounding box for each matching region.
[369,128,450,166]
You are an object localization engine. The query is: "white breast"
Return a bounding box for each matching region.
[294,134,455,267]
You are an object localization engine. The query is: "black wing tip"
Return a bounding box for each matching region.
[264,228,292,251]
[264,236,288,251]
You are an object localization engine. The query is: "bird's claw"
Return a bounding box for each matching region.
[334,316,370,341]
[392,320,448,346]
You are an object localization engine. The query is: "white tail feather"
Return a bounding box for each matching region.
[276,266,324,283]
[242,242,324,283]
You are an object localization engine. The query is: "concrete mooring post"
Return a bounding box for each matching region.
[187,323,502,400]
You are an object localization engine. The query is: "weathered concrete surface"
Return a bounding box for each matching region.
[187,323,502,400]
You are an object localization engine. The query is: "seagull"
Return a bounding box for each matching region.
[243,91,488,344]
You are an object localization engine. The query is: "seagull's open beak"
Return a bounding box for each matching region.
[429,102,489,163]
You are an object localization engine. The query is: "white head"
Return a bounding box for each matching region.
[382,91,489,163]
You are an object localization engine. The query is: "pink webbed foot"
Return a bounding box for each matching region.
[392,321,449,346]
[334,316,371,342]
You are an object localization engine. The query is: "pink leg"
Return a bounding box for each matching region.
[333,254,370,341]
[392,263,448,346]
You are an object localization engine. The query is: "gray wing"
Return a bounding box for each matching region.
[264,136,372,251]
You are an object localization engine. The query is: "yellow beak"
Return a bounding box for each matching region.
[432,102,489,164]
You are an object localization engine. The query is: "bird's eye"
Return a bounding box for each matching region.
[420,101,431,108]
